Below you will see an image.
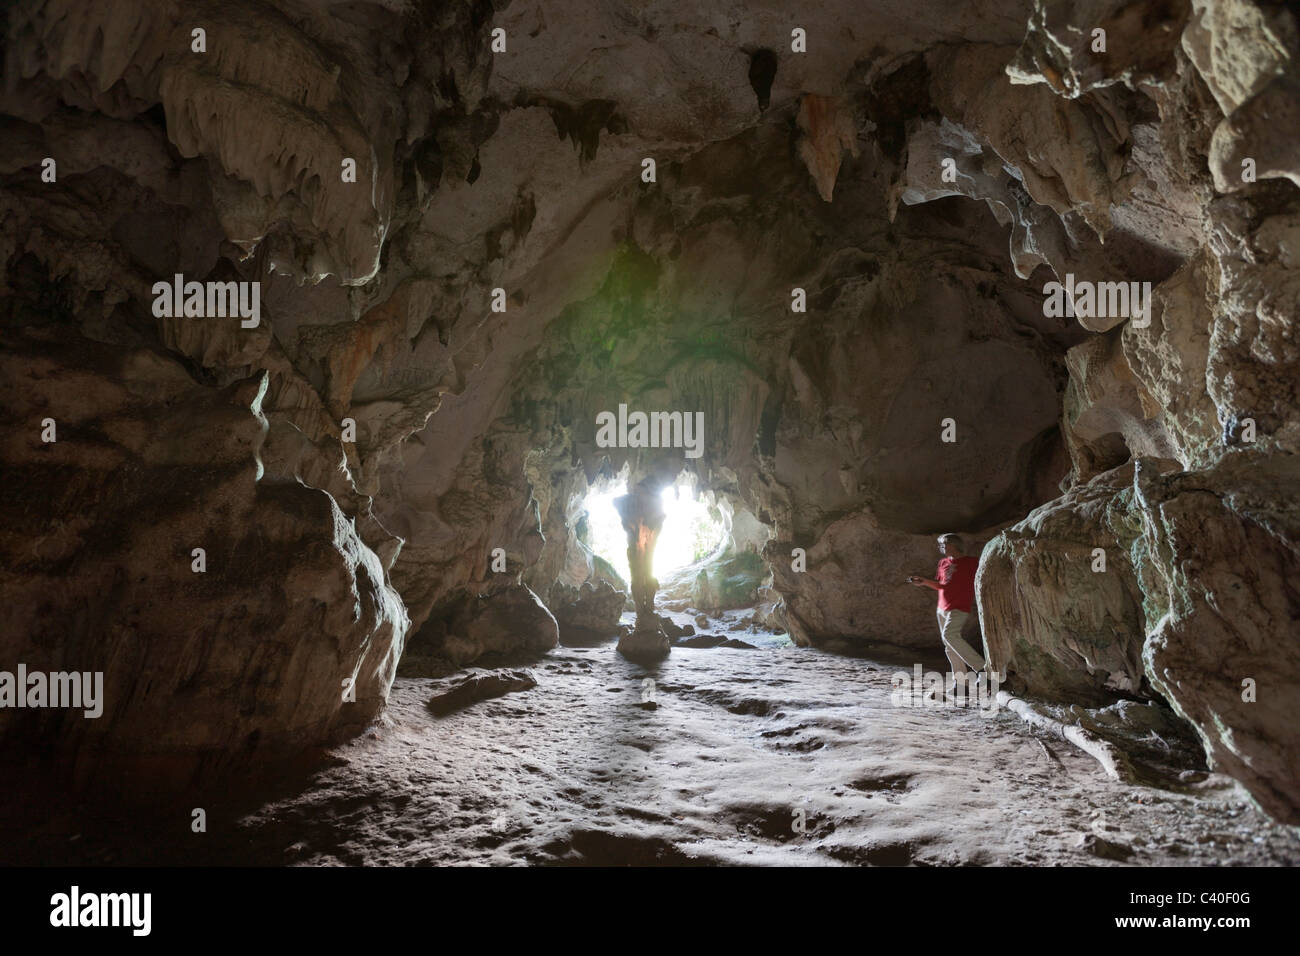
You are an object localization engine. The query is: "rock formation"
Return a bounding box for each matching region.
[614,483,670,659]
[548,580,626,643]
[1,0,1298,823]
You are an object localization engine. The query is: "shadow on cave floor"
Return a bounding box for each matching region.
[2,607,1298,867]
[0,746,360,866]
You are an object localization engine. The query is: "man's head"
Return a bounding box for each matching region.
[937,533,964,557]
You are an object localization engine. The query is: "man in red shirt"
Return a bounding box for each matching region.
[908,533,985,683]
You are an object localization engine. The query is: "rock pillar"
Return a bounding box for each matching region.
[614,483,670,660]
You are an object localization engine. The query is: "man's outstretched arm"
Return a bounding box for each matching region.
[907,575,941,591]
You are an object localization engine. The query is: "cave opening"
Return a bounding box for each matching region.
[582,473,727,582]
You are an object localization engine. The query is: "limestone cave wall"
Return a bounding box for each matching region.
[1,0,1298,821]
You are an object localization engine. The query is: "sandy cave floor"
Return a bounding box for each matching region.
[5,611,1299,867]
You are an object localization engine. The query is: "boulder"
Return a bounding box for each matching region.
[1133,452,1300,824]
[976,463,1149,704]
[617,626,671,662]
[657,616,693,640]
[403,584,558,672]
[0,342,408,787]
[427,669,537,717]
[678,634,728,648]
[549,580,626,642]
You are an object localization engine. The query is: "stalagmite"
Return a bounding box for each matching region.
[995,691,1135,782]
[613,483,670,660]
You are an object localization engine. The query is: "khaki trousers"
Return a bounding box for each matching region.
[937,608,985,674]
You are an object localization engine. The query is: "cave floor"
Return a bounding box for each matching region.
[6,620,1299,867]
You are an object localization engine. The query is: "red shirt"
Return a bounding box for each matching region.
[936,556,979,612]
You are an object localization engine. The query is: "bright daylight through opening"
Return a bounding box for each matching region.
[584,479,726,582]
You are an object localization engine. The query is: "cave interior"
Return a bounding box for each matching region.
[2,0,1299,866]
